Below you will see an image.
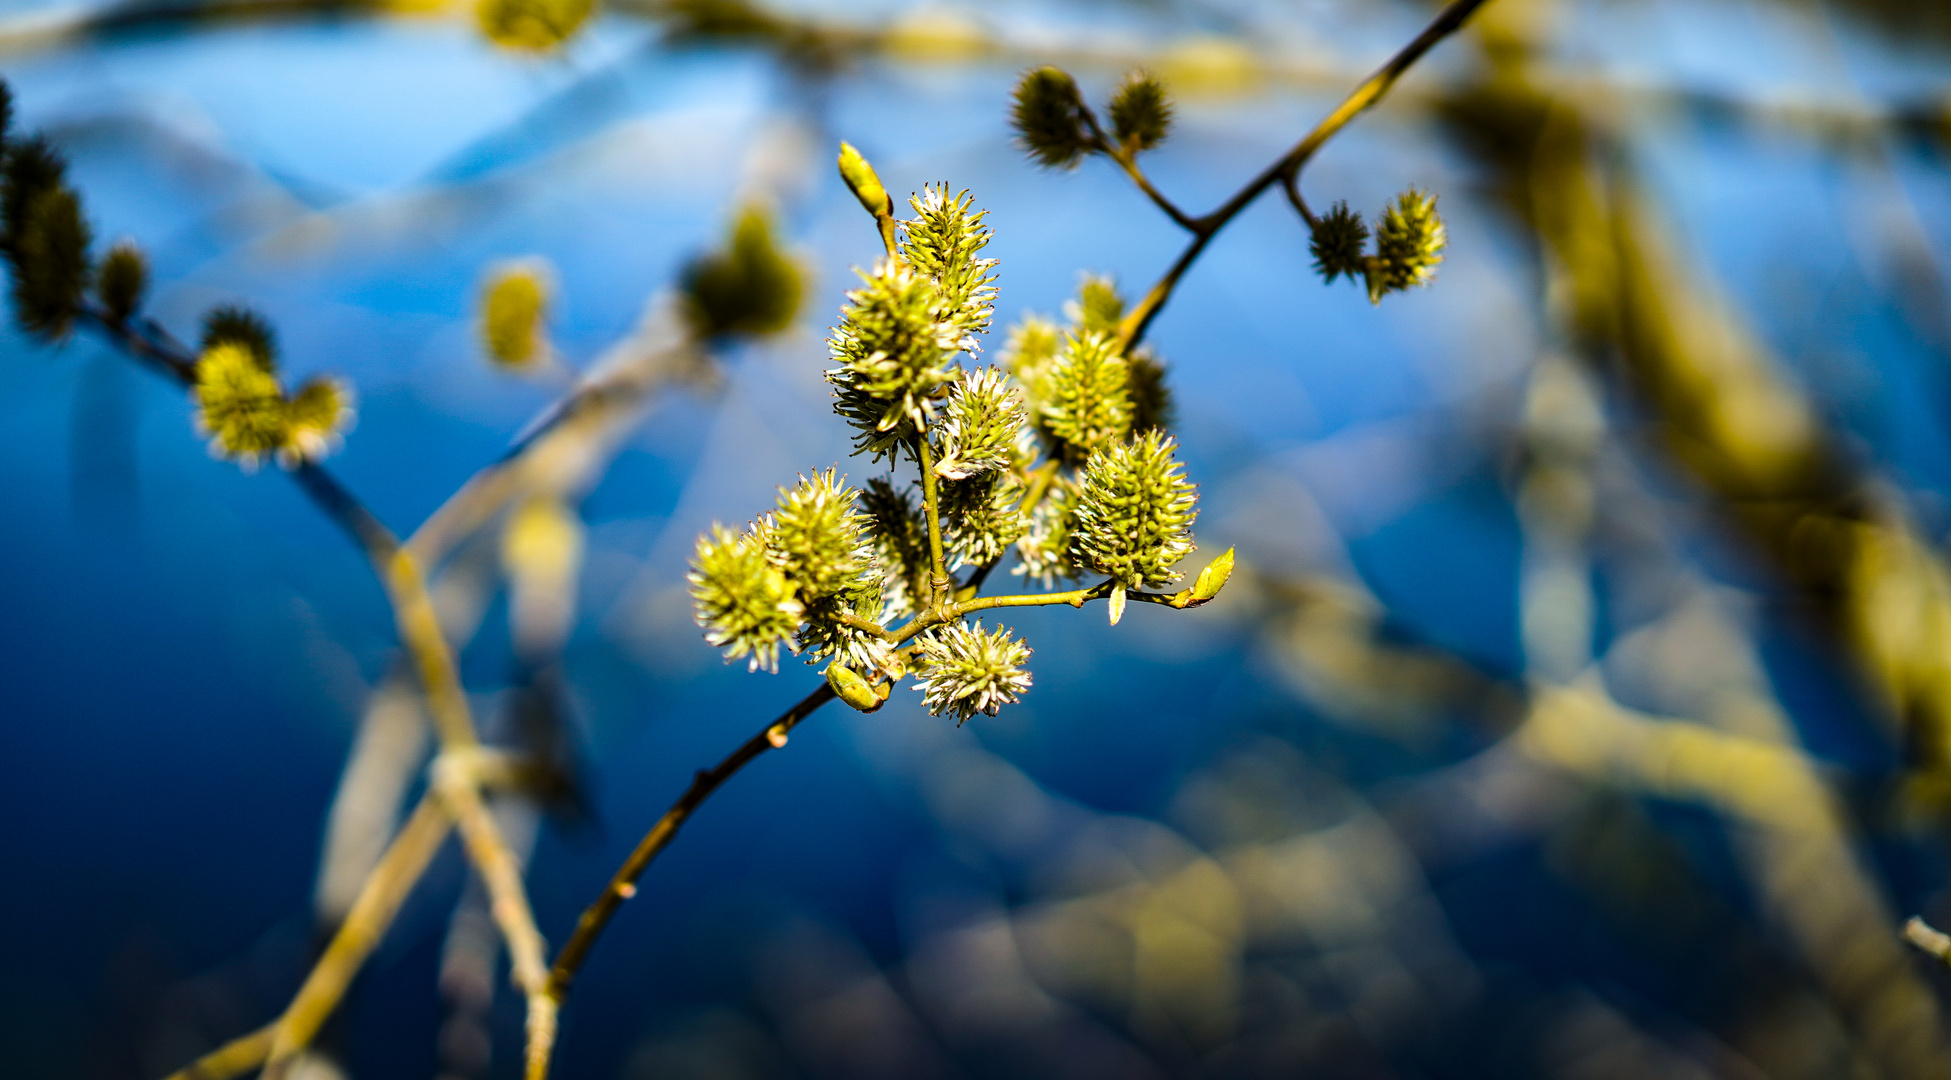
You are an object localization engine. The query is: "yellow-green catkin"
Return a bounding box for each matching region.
[477,0,594,51]
[480,261,551,369]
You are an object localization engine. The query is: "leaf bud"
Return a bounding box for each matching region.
[826,662,884,712]
[1190,546,1234,602]
[1010,66,1094,169]
[95,240,148,323]
[836,141,892,221]
[1108,70,1172,153]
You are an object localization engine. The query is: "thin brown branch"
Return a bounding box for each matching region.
[433,756,557,1080]
[1116,0,1494,350]
[79,304,555,1080]
[544,682,839,1002]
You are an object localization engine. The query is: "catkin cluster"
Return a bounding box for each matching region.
[688,147,1225,726]
[0,81,355,470]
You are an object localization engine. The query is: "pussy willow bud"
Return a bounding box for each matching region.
[1125,346,1174,434]
[767,468,871,605]
[836,141,892,221]
[902,184,996,350]
[682,204,802,338]
[201,304,279,371]
[690,523,802,673]
[1041,328,1131,457]
[861,476,931,618]
[1366,188,1446,303]
[1014,478,1081,587]
[1066,274,1124,336]
[826,662,884,712]
[798,572,894,675]
[1070,429,1199,592]
[934,367,1025,479]
[912,620,1032,724]
[11,185,90,341]
[280,376,355,466]
[1190,546,1234,601]
[476,0,594,51]
[1309,200,1369,284]
[194,342,289,470]
[826,261,958,456]
[1011,66,1094,169]
[1108,70,1172,153]
[2,137,65,249]
[940,471,1027,568]
[480,261,550,369]
[95,241,148,323]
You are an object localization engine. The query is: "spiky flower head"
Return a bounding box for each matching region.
[280,377,355,466]
[1109,70,1172,153]
[912,620,1032,724]
[1011,66,1094,169]
[194,342,290,469]
[1013,478,1082,587]
[766,468,871,606]
[1366,189,1445,303]
[2,136,66,251]
[934,367,1026,480]
[476,0,593,51]
[941,471,1027,569]
[860,476,932,618]
[481,261,550,370]
[1065,274,1124,336]
[827,261,958,458]
[1041,328,1131,458]
[10,184,89,341]
[1310,200,1369,284]
[796,573,895,676]
[690,523,803,673]
[682,204,802,339]
[96,240,147,323]
[1070,429,1199,594]
[901,184,997,351]
[1125,346,1174,434]
[201,304,279,370]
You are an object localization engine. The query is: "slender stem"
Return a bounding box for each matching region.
[1116,0,1493,350]
[1078,115,1198,231]
[1280,170,1318,229]
[914,435,951,601]
[955,580,1113,616]
[434,758,556,1080]
[834,611,894,639]
[544,683,839,1002]
[79,305,554,1076]
[163,1027,274,1080]
[255,793,454,1078]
